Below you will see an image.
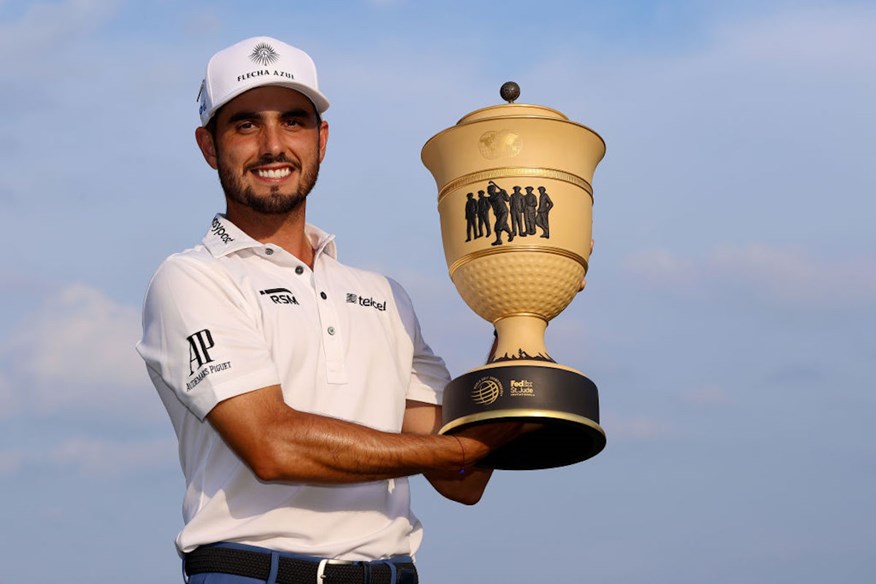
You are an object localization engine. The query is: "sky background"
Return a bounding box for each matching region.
[0,0,874,582]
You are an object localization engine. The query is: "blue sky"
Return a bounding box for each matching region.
[0,0,874,582]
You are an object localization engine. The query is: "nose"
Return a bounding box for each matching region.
[260,121,285,157]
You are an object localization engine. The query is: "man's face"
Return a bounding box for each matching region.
[197,86,328,215]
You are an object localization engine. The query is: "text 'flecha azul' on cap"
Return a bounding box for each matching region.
[197,36,330,127]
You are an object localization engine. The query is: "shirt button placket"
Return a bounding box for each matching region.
[312,274,346,384]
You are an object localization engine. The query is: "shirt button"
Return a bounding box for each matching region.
[320,292,327,300]
[295,266,304,275]
[265,248,274,255]
[327,326,336,335]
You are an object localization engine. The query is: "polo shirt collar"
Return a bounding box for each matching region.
[304,223,338,261]
[202,214,338,260]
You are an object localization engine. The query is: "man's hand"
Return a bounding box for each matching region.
[403,403,530,505]
[579,239,595,292]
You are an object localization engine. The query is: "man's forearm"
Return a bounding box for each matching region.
[207,385,500,484]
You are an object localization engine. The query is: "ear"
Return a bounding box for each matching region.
[317,119,329,163]
[195,126,219,169]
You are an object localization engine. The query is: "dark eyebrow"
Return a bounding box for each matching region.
[227,109,314,124]
[227,111,262,124]
[281,108,312,119]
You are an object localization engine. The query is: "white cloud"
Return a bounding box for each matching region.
[0,283,155,418]
[622,249,698,290]
[0,0,118,59]
[605,414,676,441]
[710,244,876,306]
[0,370,17,413]
[623,243,876,310]
[683,384,731,407]
[712,4,876,74]
[0,434,177,477]
[47,435,176,477]
[0,449,23,475]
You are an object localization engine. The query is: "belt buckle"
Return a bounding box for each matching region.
[316,557,359,583]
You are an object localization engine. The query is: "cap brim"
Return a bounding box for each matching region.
[202,81,330,126]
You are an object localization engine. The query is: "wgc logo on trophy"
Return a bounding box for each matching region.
[421,82,607,470]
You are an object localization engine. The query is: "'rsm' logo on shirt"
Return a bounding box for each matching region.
[259,288,300,305]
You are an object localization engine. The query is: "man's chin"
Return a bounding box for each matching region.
[246,193,307,215]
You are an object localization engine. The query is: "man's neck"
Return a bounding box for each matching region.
[225,203,315,268]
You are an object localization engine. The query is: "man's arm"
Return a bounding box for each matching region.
[402,400,497,505]
[206,384,518,485]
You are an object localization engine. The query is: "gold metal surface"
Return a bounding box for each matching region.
[448,245,589,277]
[437,167,594,203]
[440,408,607,436]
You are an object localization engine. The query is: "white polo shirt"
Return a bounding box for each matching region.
[136,215,450,560]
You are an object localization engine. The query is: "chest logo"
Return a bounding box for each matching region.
[259,288,300,305]
[346,293,387,311]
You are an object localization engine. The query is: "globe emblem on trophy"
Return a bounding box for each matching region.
[471,377,502,406]
[421,82,607,470]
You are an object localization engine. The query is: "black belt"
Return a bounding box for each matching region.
[184,545,418,584]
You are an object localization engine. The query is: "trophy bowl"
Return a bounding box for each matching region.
[421,83,607,470]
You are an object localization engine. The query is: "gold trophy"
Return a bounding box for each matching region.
[421,82,606,470]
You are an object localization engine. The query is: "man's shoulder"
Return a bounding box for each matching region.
[146,244,223,290]
[327,256,392,288]
[155,243,213,270]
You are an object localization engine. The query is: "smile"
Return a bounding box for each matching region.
[253,167,292,179]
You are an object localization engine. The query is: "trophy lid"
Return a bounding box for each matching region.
[421,81,606,195]
[456,81,571,124]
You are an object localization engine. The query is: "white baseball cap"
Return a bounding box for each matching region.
[197,36,330,127]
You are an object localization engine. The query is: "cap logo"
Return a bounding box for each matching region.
[249,42,280,66]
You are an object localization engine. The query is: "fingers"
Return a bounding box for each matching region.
[455,421,524,449]
[579,239,595,292]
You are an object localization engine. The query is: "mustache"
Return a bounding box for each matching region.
[245,153,301,172]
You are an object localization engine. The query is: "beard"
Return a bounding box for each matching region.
[217,151,320,215]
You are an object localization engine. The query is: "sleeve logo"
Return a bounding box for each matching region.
[186,329,215,375]
[185,328,232,391]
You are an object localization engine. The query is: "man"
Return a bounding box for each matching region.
[464,192,478,241]
[476,190,491,238]
[486,181,513,246]
[536,185,554,238]
[137,36,522,584]
[523,186,537,235]
[509,185,526,238]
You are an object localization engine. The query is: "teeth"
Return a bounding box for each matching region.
[256,168,291,179]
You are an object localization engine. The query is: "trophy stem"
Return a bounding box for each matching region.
[493,315,551,363]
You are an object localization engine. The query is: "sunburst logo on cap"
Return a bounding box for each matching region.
[249,42,280,66]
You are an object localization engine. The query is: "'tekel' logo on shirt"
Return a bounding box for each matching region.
[346,293,386,311]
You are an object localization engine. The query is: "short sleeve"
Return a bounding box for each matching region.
[387,278,450,405]
[136,255,281,420]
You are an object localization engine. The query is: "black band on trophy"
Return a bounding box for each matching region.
[439,365,605,470]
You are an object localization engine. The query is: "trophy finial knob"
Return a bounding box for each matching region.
[500,81,520,103]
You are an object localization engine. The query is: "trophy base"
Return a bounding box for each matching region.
[439,364,605,470]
